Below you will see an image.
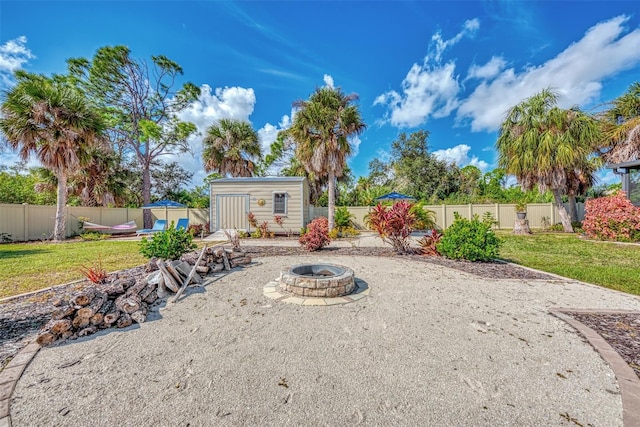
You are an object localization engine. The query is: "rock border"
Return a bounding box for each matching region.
[0,342,40,427]
[550,308,640,427]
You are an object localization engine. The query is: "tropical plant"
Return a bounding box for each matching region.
[582,191,640,242]
[437,213,501,261]
[410,202,436,230]
[79,257,108,284]
[202,118,261,177]
[598,82,640,164]
[0,72,105,241]
[365,201,416,254]
[299,216,331,251]
[334,206,355,228]
[67,46,200,227]
[139,225,196,260]
[496,89,601,232]
[417,229,442,256]
[288,86,366,230]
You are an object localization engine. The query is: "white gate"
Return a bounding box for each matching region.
[215,194,249,231]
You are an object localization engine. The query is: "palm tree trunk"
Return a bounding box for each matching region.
[568,194,579,222]
[328,171,336,231]
[54,170,68,241]
[552,189,574,233]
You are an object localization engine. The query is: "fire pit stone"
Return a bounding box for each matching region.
[279,263,356,297]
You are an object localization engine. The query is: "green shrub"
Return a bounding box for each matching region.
[139,227,196,260]
[410,202,436,230]
[334,207,355,228]
[437,213,501,261]
[80,231,109,241]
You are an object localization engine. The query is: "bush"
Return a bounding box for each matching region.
[410,202,436,230]
[80,231,109,241]
[417,229,442,256]
[329,226,360,239]
[437,213,501,261]
[188,222,210,237]
[334,207,355,228]
[299,217,331,251]
[583,191,640,242]
[365,201,416,254]
[139,227,197,260]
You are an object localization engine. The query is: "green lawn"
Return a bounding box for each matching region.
[498,231,640,296]
[0,240,149,299]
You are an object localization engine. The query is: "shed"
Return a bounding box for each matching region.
[607,159,640,206]
[210,177,310,234]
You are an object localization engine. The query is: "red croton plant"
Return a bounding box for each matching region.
[366,201,416,254]
[583,191,640,242]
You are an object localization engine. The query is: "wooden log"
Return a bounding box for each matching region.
[195,265,209,274]
[72,315,90,330]
[230,256,252,268]
[36,332,56,346]
[227,250,246,260]
[176,261,204,284]
[139,282,157,301]
[130,303,148,324]
[125,279,148,298]
[115,294,141,314]
[90,313,104,326]
[210,263,224,273]
[60,331,75,340]
[72,288,96,307]
[50,319,72,335]
[103,309,120,326]
[77,291,107,319]
[101,281,125,296]
[143,289,158,304]
[77,326,97,337]
[97,299,113,317]
[51,304,75,320]
[165,261,185,284]
[513,219,532,235]
[156,260,180,292]
[171,245,207,303]
[156,274,170,299]
[113,277,136,290]
[221,251,231,271]
[116,312,132,328]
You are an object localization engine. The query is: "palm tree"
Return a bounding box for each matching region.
[0,72,104,241]
[202,118,261,177]
[599,82,640,164]
[288,87,366,230]
[496,89,600,232]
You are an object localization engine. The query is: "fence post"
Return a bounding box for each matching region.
[495,203,500,229]
[550,203,556,225]
[23,203,29,242]
[468,203,473,220]
[442,204,447,229]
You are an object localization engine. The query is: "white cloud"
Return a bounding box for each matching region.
[323,74,334,88]
[374,20,479,128]
[433,144,489,170]
[466,56,507,80]
[457,15,640,132]
[257,114,292,176]
[350,135,361,157]
[0,36,34,75]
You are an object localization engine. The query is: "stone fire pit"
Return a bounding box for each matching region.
[279,263,355,298]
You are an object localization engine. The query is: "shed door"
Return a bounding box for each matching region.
[216,195,249,231]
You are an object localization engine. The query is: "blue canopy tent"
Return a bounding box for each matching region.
[142,199,187,223]
[374,191,416,202]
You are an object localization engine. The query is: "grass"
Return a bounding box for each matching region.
[498,231,640,296]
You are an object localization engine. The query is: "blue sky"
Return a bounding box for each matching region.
[1,1,639,188]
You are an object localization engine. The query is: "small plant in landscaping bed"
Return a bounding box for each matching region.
[410,202,436,230]
[299,216,331,251]
[274,215,293,237]
[80,231,109,241]
[188,222,210,237]
[437,213,501,261]
[139,225,197,260]
[482,212,498,228]
[79,257,108,284]
[583,191,640,242]
[251,221,274,238]
[334,207,355,228]
[417,229,442,256]
[247,212,258,229]
[329,226,361,239]
[365,201,416,254]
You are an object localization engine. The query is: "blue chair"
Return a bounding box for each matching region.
[175,218,189,231]
[136,219,167,236]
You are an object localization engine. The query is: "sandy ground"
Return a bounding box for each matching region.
[10,253,640,426]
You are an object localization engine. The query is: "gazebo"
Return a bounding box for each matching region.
[607,160,640,206]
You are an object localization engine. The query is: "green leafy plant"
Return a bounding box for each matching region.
[417,229,442,256]
[437,213,502,261]
[365,201,416,254]
[334,207,355,228]
[139,225,196,260]
[515,201,527,212]
[80,231,109,241]
[481,212,498,228]
[410,202,436,230]
[299,217,331,251]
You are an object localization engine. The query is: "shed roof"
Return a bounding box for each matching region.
[211,176,306,184]
[606,159,640,170]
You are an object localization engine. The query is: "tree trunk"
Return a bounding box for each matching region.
[54,170,68,241]
[552,189,574,233]
[328,171,336,231]
[568,194,579,222]
[142,160,153,228]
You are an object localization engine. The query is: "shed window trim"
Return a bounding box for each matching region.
[273,192,288,215]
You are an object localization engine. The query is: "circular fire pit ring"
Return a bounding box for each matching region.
[279,263,355,298]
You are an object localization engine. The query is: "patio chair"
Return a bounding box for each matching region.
[175,218,189,231]
[136,219,167,236]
